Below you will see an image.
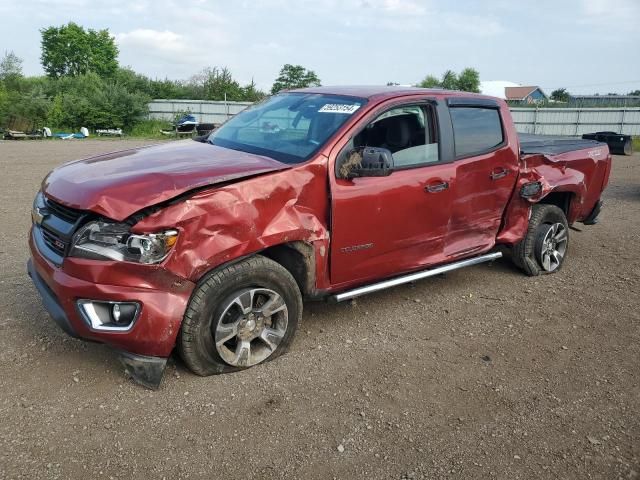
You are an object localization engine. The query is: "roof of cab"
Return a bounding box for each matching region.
[290,85,486,100]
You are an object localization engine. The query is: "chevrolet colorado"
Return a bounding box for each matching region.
[28,86,612,388]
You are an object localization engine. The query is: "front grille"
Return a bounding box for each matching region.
[41,227,67,256]
[34,195,88,263]
[45,198,83,224]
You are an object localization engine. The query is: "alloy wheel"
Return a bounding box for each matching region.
[537,222,568,272]
[213,288,288,367]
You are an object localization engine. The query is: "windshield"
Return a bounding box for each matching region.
[208,93,367,164]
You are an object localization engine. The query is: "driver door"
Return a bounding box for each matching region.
[329,103,455,287]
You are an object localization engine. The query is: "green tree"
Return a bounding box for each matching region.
[16,86,50,130]
[417,68,480,92]
[271,64,321,94]
[550,88,570,102]
[0,83,9,125]
[148,77,189,99]
[188,67,244,101]
[440,70,458,90]
[417,75,441,88]
[113,67,154,95]
[47,72,149,129]
[184,67,266,102]
[0,51,23,83]
[0,53,52,130]
[40,22,118,78]
[629,90,640,96]
[242,79,267,102]
[0,85,50,131]
[457,68,480,93]
[87,29,119,77]
[47,93,65,127]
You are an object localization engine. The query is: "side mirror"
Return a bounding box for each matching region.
[339,147,394,179]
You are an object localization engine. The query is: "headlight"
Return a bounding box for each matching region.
[70,221,178,264]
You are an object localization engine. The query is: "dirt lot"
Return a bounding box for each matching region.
[0,139,638,479]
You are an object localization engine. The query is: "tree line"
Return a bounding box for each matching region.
[417,68,481,92]
[1,22,486,133]
[0,23,322,131]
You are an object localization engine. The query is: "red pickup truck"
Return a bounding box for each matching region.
[28,86,611,388]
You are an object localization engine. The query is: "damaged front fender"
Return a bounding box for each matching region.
[132,157,331,289]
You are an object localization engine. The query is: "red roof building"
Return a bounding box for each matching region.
[505,86,547,104]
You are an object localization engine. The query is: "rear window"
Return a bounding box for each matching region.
[450,107,504,157]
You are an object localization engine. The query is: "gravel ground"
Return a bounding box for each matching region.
[0,139,638,480]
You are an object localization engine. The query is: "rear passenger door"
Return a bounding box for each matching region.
[444,99,519,258]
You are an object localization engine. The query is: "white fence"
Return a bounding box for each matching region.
[148,99,253,124]
[510,108,640,136]
[149,100,640,136]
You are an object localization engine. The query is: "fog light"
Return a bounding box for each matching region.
[77,300,140,332]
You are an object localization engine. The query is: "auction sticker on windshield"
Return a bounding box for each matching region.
[318,104,361,114]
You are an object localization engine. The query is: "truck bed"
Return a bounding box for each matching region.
[518,133,604,155]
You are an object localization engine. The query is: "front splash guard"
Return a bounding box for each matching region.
[119,351,168,390]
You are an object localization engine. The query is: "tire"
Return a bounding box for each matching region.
[511,204,569,276]
[178,255,303,376]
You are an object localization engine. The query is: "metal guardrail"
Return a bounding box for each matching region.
[149,100,640,136]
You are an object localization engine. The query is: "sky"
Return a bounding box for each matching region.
[1,0,639,95]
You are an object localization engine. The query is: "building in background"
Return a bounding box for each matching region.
[504,86,548,104]
[480,81,547,104]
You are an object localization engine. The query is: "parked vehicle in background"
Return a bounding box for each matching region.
[96,128,123,137]
[28,86,612,388]
[582,131,633,156]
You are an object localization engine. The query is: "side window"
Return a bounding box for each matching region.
[353,104,439,168]
[450,107,504,157]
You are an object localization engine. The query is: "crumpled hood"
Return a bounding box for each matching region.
[43,140,289,221]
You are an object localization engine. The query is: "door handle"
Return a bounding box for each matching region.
[425,181,449,193]
[490,168,509,180]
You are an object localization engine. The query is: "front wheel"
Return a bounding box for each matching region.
[511,204,569,276]
[178,256,302,376]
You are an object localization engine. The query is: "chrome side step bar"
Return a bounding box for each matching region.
[330,252,502,303]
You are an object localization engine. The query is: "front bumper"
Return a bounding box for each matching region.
[27,258,79,338]
[28,229,195,386]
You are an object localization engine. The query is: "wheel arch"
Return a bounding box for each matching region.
[537,190,574,216]
[193,241,319,299]
[537,188,582,223]
[260,241,318,299]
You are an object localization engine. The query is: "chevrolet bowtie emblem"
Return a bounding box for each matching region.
[32,206,45,225]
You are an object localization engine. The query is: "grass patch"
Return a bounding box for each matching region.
[127,119,173,139]
[633,136,640,153]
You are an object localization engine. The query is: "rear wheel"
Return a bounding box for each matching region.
[178,256,302,376]
[511,204,569,276]
[534,222,568,272]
